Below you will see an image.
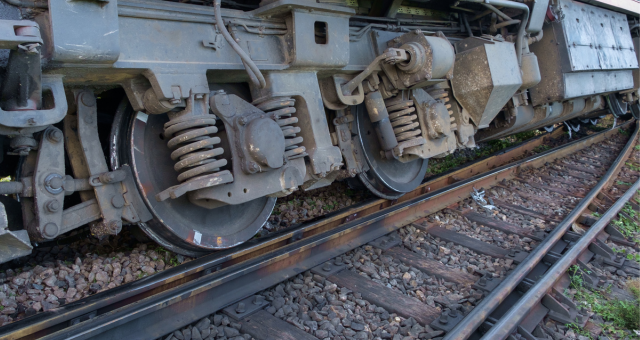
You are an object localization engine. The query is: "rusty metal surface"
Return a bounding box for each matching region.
[0,119,629,340]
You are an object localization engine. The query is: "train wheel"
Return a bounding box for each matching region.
[352,104,428,200]
[111,95,275,256]
[606,93,629,118]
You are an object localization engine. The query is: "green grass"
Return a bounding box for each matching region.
[568,266,640,338]
[627,162,640,172]
[635,145,640,151]
[427,130,544,176]
[617,180,634,186]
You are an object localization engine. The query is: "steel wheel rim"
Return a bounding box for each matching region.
[112,96,275,255]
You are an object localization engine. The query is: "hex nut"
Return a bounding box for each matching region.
[45,200,60,213]
[45,129,63,144]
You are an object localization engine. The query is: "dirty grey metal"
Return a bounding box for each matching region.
[222,295,268,321]
[30,126,65,240]
[0,202,32,264]
[332,109,362,177]
[45,0,120,63]
[76,90,125,236]
[451,37,523,129]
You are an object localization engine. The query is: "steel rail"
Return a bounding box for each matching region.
[0,122,630,340]
[443,120,639,340]
[484,177,640,339]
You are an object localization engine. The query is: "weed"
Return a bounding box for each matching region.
[627,162,640,172]
[534,145,551,153]
[137,272,144,279]
[620,128,631,136]
[635,145,640,151]
[568,266,640,337]
[591,212,601,217]
[617,180,633,186]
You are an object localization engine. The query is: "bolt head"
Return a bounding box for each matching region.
[239,117,248,125]
[80,92,96,107]
[42,222,59,239]
[322,263,332,272]
[46,129,63,143]
[235,302,246,313]
[48,176,63,190]
[111,195,125,209]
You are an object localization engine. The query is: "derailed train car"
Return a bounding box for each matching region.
[0,0,636,261]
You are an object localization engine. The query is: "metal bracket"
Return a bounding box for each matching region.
[0,202,32,264]
[542,288,588,327]
[332,110,361,177]
[223,295,269,321]
[311,259,346,277]
[368,232,402,251]
[473,275,502,293]
[506,249,528,264]
[0,75,67,129]
[76,90,124,236]
[430,309,464,332]
[31,127,65,240]
[0,20,42,50]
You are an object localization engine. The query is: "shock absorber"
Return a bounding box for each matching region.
[255,97,307,160]
[384,93,423,144]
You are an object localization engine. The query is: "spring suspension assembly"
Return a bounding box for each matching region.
[256,97,307,160]
[384,93,422,144]
[156,93,234,202]
[164,114,227,183]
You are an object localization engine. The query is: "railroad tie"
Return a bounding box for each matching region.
[328,270,441,325]
[460,211,542,241]
[240,310,317,340]
[491,198,562,223]
[424,226,527,263]
[514,177,586,198]
[384,246,478,286]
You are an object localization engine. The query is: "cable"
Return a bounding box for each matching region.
[214,0,266,89]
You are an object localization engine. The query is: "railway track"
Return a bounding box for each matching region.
[1,121,637,340]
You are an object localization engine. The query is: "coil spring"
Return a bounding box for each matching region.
[164,114,227,183]
[427,89,456,129]
[256,97,307,160]
[384,95,422,143]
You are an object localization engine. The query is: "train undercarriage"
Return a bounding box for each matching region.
[0,0,637,261]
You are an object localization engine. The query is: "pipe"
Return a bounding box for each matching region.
[527,29,543,44]
[483,3,512,21]
[462,13,473,37]
[483,177,640,339]
[3,0,47,9]
[494,19,520,29]
[442,121,639,340]
[214,0,266,89]
[460,0,529,66]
